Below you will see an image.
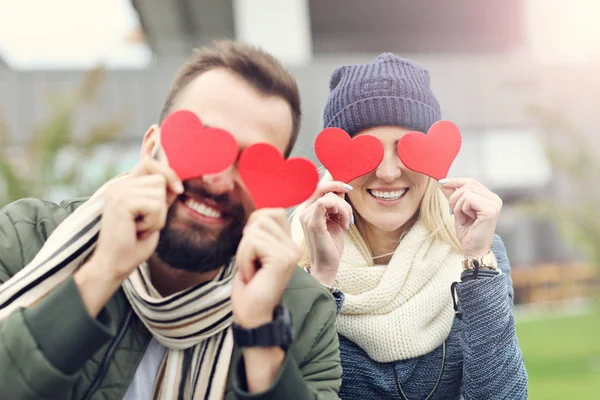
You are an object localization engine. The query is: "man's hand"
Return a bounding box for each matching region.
[232,208,301,328]
[74,156,183,317]
[231,208,301,393]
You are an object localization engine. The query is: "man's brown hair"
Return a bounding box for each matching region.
[159,40,301,157]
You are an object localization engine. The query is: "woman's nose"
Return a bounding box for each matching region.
[375,153,402,182]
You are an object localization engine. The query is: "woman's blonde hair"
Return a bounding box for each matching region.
[292,170,462,268]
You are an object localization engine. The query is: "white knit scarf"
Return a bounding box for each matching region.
[331,221,461,363]
[0,186,234,400]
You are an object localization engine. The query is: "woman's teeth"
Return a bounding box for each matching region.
[369,189,407,200]
[184,198,222,218]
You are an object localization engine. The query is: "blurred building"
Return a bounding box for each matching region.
[0,0,596,270]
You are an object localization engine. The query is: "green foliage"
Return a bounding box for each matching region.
[0,66,131,206]
[524,104,600,270]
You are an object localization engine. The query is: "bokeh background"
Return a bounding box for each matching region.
[1,1,598,398]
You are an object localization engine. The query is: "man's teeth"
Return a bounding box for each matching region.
[184,198,222,218]
[370,189,407,200]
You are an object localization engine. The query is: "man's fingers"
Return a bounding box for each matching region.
[132,156,183,194]
[130,173,166,186]
[235,237,253,283]
[244,214,289,241]
[232,269,245,293]
[126,177,170,214]
[247,208,279,225]
[121,196,167,233]
[236,229,276,283]
[246,208,289,234]
[130,161,181,205]
[265,208,289,229]
[137,231,160,250]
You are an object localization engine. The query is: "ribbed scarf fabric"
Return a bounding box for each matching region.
[335,221,462,362]
[0,186,234,400]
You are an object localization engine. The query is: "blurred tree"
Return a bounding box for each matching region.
[525,104,600,273]
[0,66,131,206]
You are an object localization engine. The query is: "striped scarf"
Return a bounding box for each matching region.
[0,186,235,400]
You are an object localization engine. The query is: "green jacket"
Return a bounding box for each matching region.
[0,198,342,400]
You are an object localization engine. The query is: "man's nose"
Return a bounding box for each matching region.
[201,166,236,195]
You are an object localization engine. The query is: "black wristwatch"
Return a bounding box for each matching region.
[232,304,294,351]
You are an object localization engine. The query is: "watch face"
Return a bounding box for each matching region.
[482,252,498,268]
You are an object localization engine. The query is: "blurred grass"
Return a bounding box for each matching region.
[516,311,600,399]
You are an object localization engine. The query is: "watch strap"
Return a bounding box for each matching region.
[460,268,500,282]
[232,305,294,350]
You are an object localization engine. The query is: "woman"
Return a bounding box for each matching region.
[291,53,528,399]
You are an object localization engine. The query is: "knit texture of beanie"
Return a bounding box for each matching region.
[323,53,441,136]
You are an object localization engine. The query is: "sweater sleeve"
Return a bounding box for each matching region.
[456,234,528,400]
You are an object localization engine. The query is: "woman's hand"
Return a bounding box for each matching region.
[299,181,353,286]
[439,178,502,259]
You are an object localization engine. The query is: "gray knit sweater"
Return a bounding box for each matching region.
[333,235,528,399]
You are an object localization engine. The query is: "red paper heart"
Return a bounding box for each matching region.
[397,120,462,181]
[160,110,239,181]
[238,143,319,209]
[314,127,384,183]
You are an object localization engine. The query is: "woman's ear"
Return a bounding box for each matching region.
[141,124,160,159]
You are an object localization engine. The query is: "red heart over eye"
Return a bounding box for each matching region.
[397,120,462,181]
[314,127,384,183]
[238,143,319,209]
[160,110,239,181]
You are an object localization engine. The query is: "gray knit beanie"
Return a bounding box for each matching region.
[323,53,441,136]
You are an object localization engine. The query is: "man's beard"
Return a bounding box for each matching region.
[155,194,246,274]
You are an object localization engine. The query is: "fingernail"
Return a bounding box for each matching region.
[344,184,353,191]
[350,214,355,225]
[439,178,450,185]
[175,182,184,193]
[449,206,454,215]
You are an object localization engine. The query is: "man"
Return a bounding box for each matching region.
[0,41,341,399]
